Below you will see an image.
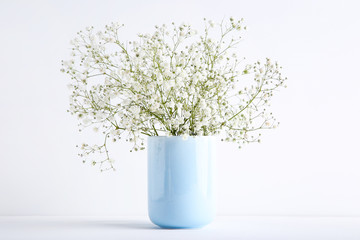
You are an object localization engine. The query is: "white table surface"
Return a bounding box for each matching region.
[1,216,359,240]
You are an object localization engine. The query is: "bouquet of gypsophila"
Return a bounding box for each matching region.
[61,17,287,170]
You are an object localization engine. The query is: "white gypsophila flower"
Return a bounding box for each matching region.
[183,111,191,118]
[63,18,287,169]
[208,20,215,28]
[82,118,91,125]
[167,101,175,109]
[130,105,141,115]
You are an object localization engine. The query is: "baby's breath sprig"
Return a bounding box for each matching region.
[62,17,287,170]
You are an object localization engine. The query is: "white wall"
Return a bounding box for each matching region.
[1,0,359,216]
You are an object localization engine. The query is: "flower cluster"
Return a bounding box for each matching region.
[61,18,287,170]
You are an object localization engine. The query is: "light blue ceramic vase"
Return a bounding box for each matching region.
[147,136,216,229]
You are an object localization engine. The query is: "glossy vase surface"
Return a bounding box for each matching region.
[147,136,216,229]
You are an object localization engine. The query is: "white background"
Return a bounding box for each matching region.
[0,0,359,217]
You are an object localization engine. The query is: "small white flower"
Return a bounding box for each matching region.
[176,103,183,116]
[167,101,175,109]
[150,102,160,112]
[184,111,191,118]
[209,20,215,28]
[82,118,91,125]
[204,107,212,116]
[67,84,74,90]
[199,99,206,108]
[130,105,141,115]
[96,112,106,121]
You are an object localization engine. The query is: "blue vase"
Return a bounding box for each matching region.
[147,136,216,229]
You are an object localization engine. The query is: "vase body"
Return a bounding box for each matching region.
[147,136,216,229]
